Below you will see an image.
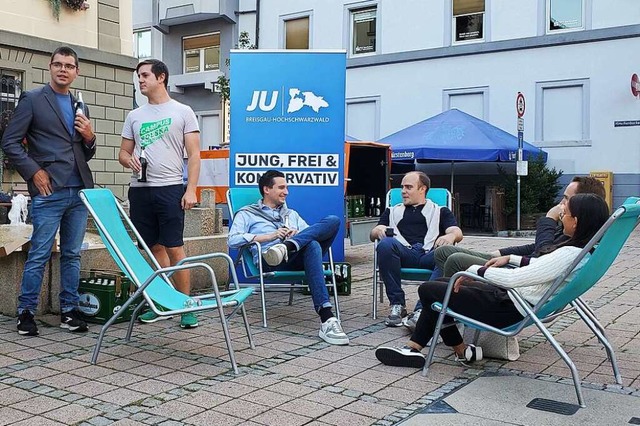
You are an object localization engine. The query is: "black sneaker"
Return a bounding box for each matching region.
[375,345,426,369]
[17,310,39,336]
[60,309,88,332]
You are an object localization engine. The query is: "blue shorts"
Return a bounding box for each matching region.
[128,184,185,248]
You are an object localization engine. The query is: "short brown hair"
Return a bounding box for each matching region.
[572,176,606,199]
[408,171,431,192]
[51,46,78,68]
[136,59,169,88]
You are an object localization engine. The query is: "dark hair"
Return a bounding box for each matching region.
[408,171,431,192]
[259,170,285,197]
[540,193,609,255]
[51,46,78,67]
[572,176,606,200]
[136,59,169,88]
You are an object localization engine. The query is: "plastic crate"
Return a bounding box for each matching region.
[303,262,351,296]
[78,270,142,324]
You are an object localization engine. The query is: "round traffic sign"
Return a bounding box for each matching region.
[632,74,639,98]
[516,92,526,117]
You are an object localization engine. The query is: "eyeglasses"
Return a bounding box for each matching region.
[50,62,77,71]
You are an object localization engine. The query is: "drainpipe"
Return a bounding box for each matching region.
[255,0,260,48]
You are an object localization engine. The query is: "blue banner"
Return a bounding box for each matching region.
[230,50,346,260]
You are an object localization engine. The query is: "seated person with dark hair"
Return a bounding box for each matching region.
[228,170,349,345]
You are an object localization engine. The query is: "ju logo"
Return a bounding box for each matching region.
[140,118,172,148]
[246,89,329,113]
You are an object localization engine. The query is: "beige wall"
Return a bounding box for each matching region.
[0,0,133,55]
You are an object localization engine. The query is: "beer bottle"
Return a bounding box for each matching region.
[138,148,148,182]
[75,91,85,116]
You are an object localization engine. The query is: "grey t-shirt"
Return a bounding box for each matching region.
[122,99,199,187]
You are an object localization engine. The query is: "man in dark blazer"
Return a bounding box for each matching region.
[1,46,96,336]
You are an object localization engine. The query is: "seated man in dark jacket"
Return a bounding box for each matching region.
[434,176,606,278]
[398,176,606,331]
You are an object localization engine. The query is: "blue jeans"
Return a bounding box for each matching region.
[18,187,88,314]
[264,215,340,313]
[377,238,436,309]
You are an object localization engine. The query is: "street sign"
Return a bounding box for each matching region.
[517,117,524,132]
[516,92,526,117]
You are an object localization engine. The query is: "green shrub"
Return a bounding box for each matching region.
[498,156,563,216]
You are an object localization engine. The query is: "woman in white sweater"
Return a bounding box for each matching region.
[375,193,610,369]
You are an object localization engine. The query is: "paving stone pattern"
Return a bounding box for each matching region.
[0,234,638,425]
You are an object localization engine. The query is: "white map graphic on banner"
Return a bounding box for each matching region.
[287,88,329,113]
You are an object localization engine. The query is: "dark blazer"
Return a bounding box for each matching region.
[1,84,96,197]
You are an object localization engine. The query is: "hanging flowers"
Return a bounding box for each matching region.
[48,0,90,20]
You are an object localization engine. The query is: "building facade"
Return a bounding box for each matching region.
[0,0,137,199]
[249,0,640,206]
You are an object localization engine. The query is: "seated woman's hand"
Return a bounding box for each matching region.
[485,255,510,268]
[453,276,472,293]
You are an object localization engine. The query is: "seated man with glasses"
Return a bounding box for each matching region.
[228,170,349,345]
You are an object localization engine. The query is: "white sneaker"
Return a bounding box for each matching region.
[402,309,421,331]
[263,243,288,266]
[319,317,349,345]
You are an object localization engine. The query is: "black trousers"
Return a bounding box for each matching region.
[410,280,524,348]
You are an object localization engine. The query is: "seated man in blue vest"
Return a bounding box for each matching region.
[370,171,463,327]
[228,170,349,345]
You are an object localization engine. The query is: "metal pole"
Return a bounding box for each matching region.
[517,147,523,231]
[517,175,521,231]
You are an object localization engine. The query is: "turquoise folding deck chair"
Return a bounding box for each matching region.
[80,188,255,374]
[372,187,452,319]
[423,201,640,407]
[227,187,340,328]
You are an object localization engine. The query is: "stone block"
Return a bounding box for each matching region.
[184,207,223,236]
[95,119,115,134]
[86,77,106,93]
[96,146,115,159]
[96,64,115,81]
[90,106,106,120]
[104,134,121,147]
[98,19,120,38]
[0,248,51,317]
[95,172,115,185]
[115,95,133,110]
[96,93,115,107]
[115,68,134,84]
[107,81,125,96]
[98,3,120,23]
[105,107,123,121]
[79,62,96,78]
[105,160,124,172]
[90,159,106,172]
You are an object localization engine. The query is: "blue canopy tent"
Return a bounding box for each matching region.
[379,108,548,192]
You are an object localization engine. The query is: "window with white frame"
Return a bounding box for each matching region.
[347,98,379,141]
[199,113,221,150]
[133,29,152,59]
[351,7,377,55]
[547,0,584,33]
[453,0,484,43]
[183,33,220,74]
[536,79,590,145]
[444,87,488,120]
[285,16,309,49]
[0,69,22,116]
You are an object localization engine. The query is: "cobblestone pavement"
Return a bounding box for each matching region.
[1,233,639,425]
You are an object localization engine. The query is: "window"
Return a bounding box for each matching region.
[547,0,584,33]
[347,97,380,141]
[285,17,309,49]
[0,70,22,116]
[133,29,152,59]
[183,33,220,74]
[453,0,484,43]
[535,79,590,146]
[351,7,377,55]
[200,114,221,150]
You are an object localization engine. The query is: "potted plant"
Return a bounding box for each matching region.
[498,156,563,230]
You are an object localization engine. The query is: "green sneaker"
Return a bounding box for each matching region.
[180,312,199,329]
[138,309,173,324]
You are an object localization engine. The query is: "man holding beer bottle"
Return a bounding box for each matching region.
[1,46,96,336]
[118,59,201,328]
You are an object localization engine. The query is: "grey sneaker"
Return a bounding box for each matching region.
[263,243,288,266]
[385,304,407,327]
[319,317,349,345]
[402,309,421,331]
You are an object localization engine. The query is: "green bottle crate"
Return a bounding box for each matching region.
[78,270,142,324]
[303,262,351,296]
